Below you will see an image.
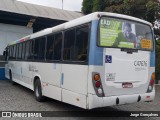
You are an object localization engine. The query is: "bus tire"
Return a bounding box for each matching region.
[34,79,46,102]
[9,71,16,85]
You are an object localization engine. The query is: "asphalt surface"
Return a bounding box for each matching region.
[0,80,160,120]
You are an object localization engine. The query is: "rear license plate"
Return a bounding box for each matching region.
[122,82,133,88]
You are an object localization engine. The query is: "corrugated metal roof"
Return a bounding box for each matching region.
[0,0,83,21]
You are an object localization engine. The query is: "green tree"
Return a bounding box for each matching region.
[146,0,160,22]
[92,0,107,12]
[156,40,160,82]
[104,0,125,14]
[82,0,160,23]
[81,0,93,14]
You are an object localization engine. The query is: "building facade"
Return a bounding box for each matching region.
[0,0,82,79]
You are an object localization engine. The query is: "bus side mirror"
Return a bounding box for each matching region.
[3,51,6,56]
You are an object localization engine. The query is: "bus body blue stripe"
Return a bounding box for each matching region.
[61,73,64,85]
[150,30,155,67]
[89,20,103,66]
[150,51,155,67]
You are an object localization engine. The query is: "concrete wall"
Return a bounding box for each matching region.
[0,23,33,80]
[0,23,33,55]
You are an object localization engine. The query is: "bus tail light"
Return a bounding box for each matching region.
[150,79,154,86]
[94,74,100,81]
[92,72,104,97]
[95,81,101,88]
[147,73,155,93]
[151,73,155,81]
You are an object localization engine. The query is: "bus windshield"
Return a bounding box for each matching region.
[98,17,153,51]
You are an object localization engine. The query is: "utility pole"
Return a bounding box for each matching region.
[62,0,63,10]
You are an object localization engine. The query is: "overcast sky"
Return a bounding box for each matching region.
[17,0,83,12]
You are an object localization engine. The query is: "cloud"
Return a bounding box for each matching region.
[64,0,82,11]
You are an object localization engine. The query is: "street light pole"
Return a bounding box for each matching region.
[62,0,63,10]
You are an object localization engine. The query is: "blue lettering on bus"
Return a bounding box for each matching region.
[61,73,64,85]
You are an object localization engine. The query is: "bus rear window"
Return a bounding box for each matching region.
[98,17,153,51]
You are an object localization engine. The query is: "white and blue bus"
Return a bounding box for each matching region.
[4,12,155,109]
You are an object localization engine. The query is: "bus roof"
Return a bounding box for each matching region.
[8,12,152,46]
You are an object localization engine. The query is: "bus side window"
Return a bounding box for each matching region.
[16,44,19,60]
[28,41,34,60]
[25,41,30,60]
[46,34,54,60]
[63,29,75,61]
[22,43,26,60]
[18,43,22,59]
[7,47,10,60]
[75,25,89,61]
[34,37,46,60]
[34,39,39,60]
[38,37,46,60]
[13,45,16,59]
[9,46,13,60]
[7,48,9,61]
[54,33,62,60]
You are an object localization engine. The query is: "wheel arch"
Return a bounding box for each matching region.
[33,75,42,88]
[33,75,46,102]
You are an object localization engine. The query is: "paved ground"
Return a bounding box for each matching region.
[0,80,160,120]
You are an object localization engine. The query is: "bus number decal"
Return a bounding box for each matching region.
[106,73,116,81]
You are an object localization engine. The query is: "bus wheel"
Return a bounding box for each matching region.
[34,79,46,102]
[9,71,16,85]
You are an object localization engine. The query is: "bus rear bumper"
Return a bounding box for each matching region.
[88,90,155,109]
